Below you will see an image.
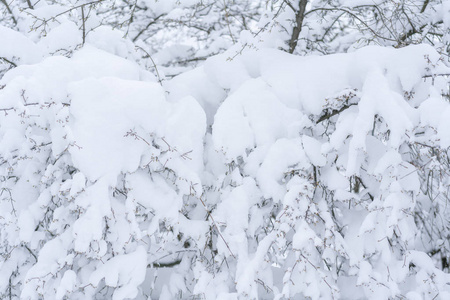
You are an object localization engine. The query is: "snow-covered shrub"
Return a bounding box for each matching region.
[0,43,207,299]
[188,44,450,299]
[1,1,450,300]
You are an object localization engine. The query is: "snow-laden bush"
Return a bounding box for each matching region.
[0,34,206,299]
[1,15,450,298]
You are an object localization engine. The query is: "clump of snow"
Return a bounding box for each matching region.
[0,25,44,65]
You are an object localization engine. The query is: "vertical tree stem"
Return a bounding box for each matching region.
[288,0,308,54]
[81,6,86,45]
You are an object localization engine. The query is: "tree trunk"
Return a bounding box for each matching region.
[288,0,308,54]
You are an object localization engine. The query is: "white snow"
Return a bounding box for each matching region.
[1,6,450,299]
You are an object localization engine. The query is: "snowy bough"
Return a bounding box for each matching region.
[1,22,450,300]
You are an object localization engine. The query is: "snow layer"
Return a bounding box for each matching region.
[0,28,449,300]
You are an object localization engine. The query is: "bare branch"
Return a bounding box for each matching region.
[0,57,17,68]
[0,0,17,24]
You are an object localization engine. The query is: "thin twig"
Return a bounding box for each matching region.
[198,195,236,258]
[135,46,163,85]
[305,7,397,42]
